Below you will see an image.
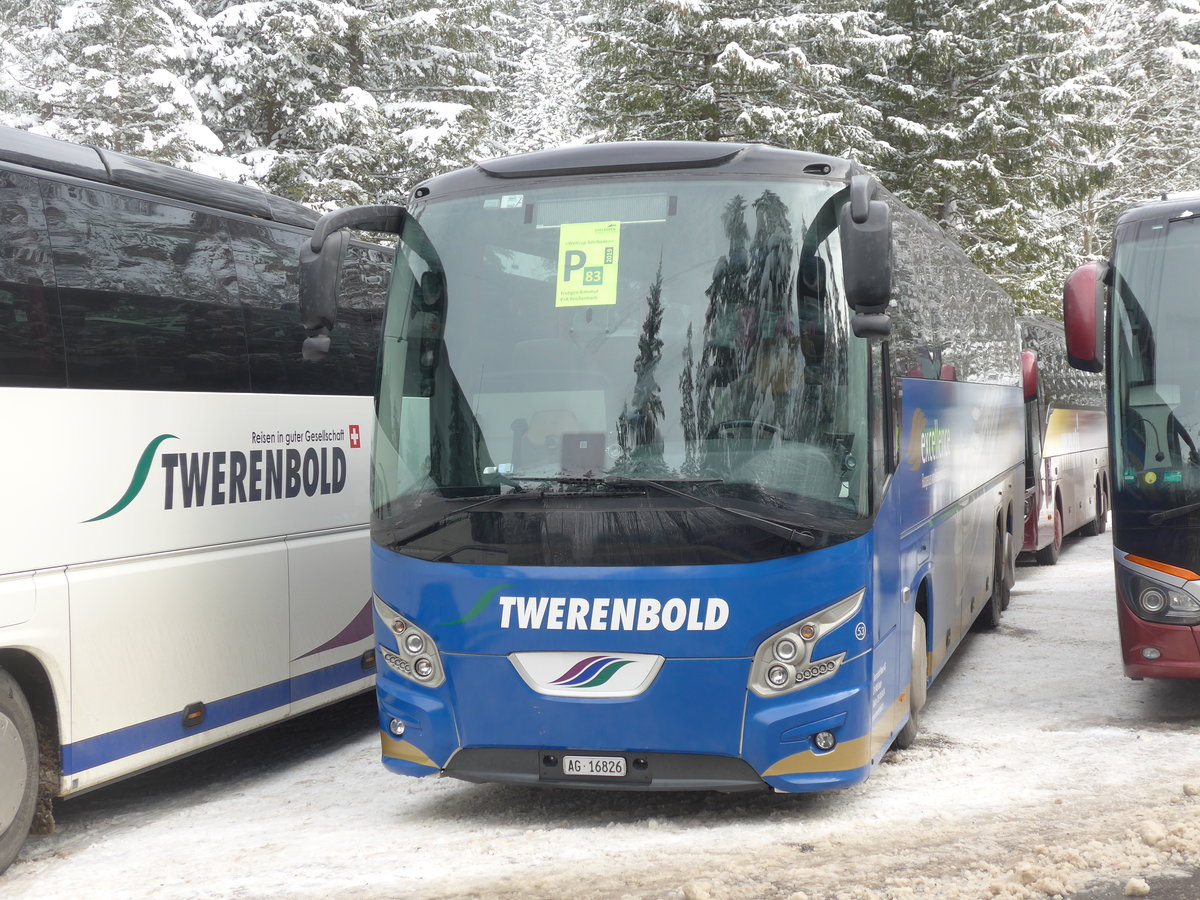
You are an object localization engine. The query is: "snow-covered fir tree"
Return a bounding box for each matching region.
[489,0,585,154]
[577,0,902,162]
[194,0,504,207]
[1072,0,1200,256]
[0,0,218,161]
[873,0,1112,313]
[5,0,1200,303]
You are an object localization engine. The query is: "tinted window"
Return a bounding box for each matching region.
[230,220,384,395]
[0,170,66,387]
[336,241,388,394]
[41,180,249,391]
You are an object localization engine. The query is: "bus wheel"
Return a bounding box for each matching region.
[0,667,38,874]
[1081,483,1107,537]
[1035,506,1063,565]
[973,535,1005,630]
[893,612,927,750]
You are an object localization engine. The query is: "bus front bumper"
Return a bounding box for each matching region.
[1117,600,1200,678]
[374,649,880,792]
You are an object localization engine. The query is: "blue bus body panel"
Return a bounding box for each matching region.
[372,376,1023,790]
[378,534,870,657]
[372,535,877,772]
[447,656,750,755]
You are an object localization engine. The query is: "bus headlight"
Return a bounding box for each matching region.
[373,594,446,687]
[1119,572,1200,627]
[748,589,864,698]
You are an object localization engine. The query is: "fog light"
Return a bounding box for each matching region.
[388,718,406,736]
[767,664,790,687]
[1142,647,1162,660]
[814,730,836,751]
[414,658,434,679]
[404,632,425,654]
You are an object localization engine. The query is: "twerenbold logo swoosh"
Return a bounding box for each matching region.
[550,657,634,689]
[437,584,513,627]
[84,434,178,523]
[551,655,610,684]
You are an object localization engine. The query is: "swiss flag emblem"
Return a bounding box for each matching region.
[349,425,362,449]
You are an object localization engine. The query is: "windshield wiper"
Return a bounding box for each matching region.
[602,476,817,548]
[1148,501,1200,525]
[380,488,541,547]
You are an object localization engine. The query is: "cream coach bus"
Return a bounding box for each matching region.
[0,126,386,872]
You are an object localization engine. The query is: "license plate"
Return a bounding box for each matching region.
[562,755,627,777]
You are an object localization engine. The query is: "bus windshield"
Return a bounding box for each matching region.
[372,176,871,564]
[1112,213,1200,516]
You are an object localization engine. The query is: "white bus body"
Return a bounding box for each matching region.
[0,125,384,871]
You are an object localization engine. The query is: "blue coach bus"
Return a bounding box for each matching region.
[299,142,1023,791]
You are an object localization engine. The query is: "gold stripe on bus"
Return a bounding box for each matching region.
[762,694,908,777]
[869,692,908,756]
[380,732,439,769]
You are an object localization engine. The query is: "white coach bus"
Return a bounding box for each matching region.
[0,126,386,872]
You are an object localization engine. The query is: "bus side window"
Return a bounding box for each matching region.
[336,243,389,395]
[42,181,249,391]
[229,220,313,393]
[0,171,66,387]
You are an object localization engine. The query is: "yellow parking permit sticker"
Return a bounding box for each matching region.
[556,221,620,307]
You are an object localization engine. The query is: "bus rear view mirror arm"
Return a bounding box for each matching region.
[839,174,893,338]
[299,204,409,356]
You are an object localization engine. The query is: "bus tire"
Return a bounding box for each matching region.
[1080,483,1107,537]
[0,667,38,875]
[1000,529,1013,611]
[1035,505,1063,565]
[973,535,1005,631]
[893,612,927,751]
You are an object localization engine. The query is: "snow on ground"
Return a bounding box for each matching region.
[6,527,1200,899]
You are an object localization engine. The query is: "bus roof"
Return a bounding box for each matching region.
[413,141,859,198]
[1118,192,1200,226]
[0,124,319,229]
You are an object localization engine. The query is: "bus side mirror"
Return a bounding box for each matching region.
[1021,349,1038,401]
[299,230,349,358]
[299,204,407,357]
[839,175,893,339]
[1062,260,1107,373]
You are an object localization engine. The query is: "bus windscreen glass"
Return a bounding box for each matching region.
[372,177,871,564]
[1112,215,1200,513]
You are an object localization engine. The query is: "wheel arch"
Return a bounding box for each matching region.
[912,577,930,660]
[0,648,62,826]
